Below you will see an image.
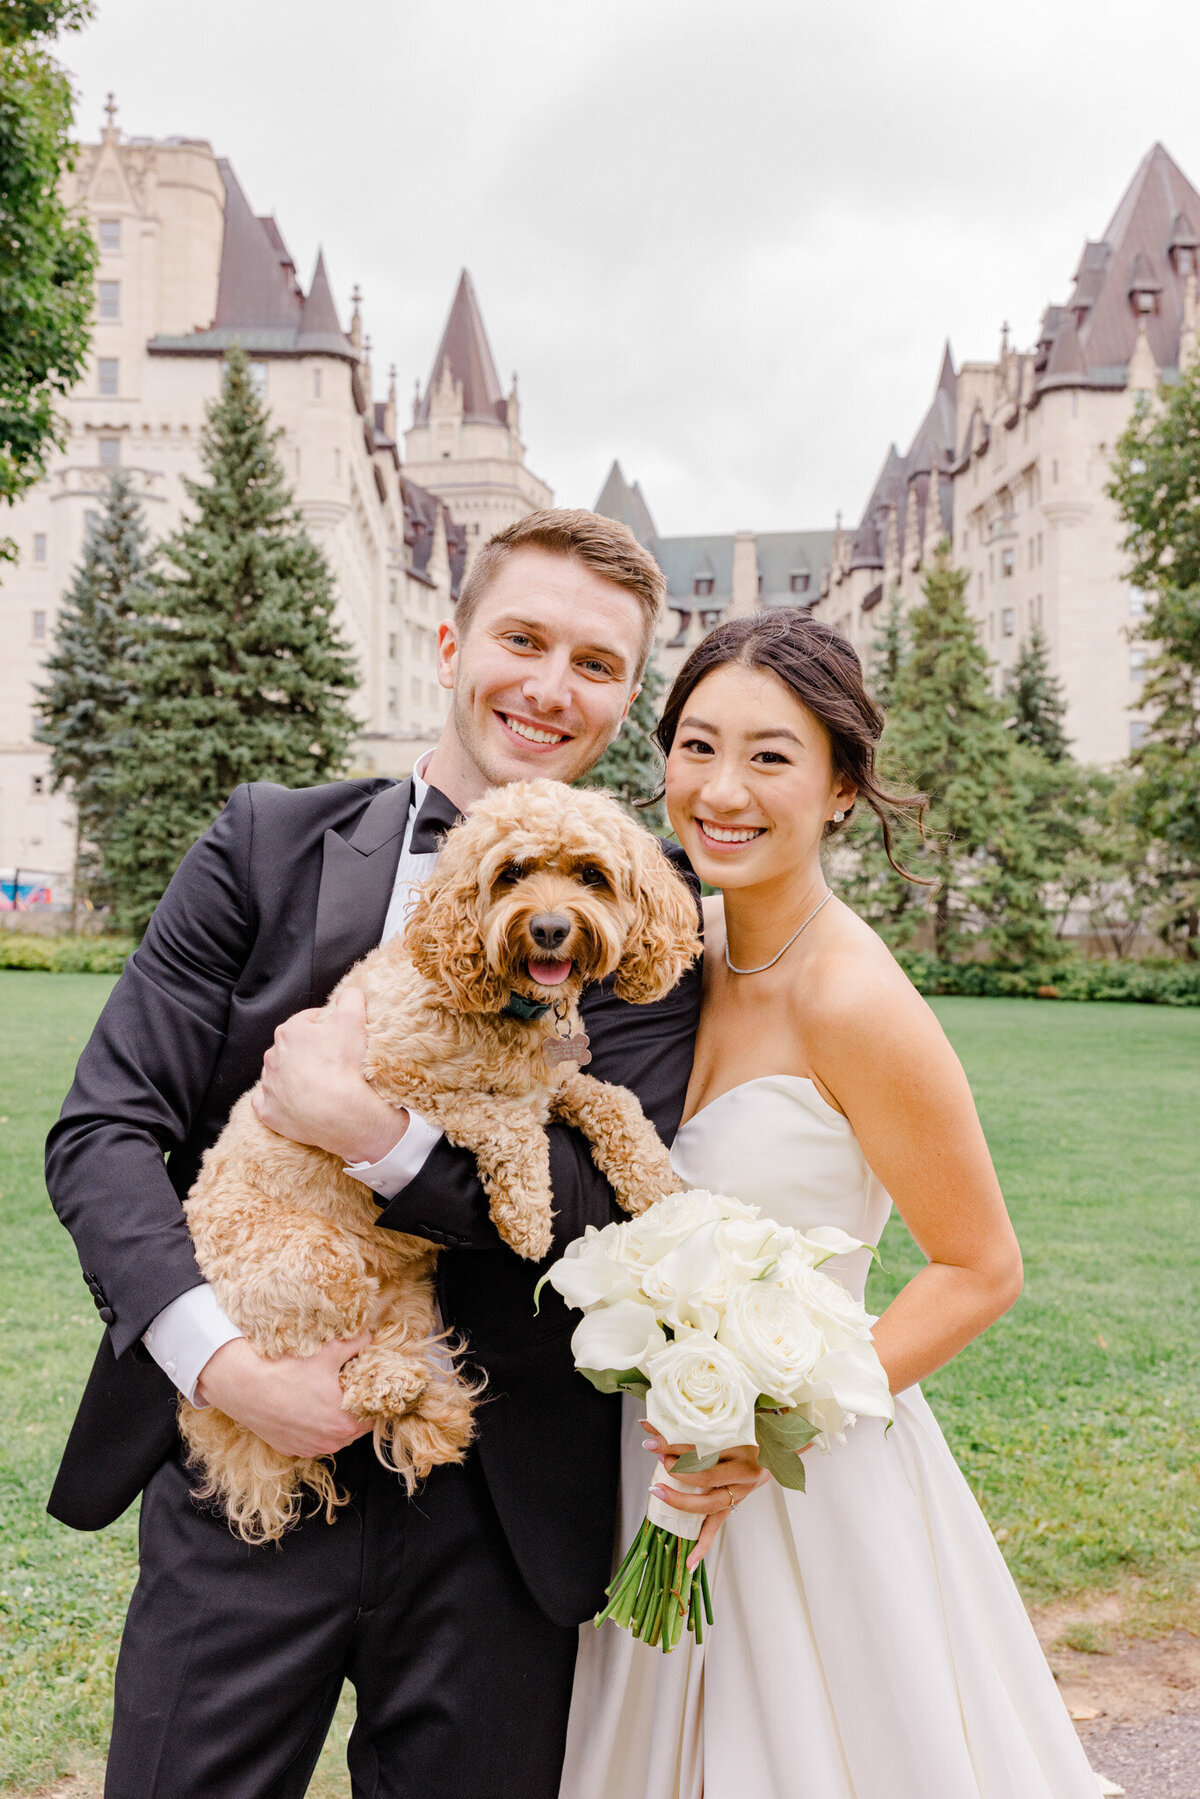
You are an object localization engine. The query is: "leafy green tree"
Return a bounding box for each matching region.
[0,1,97,558]
[1005,624,1070,762]
[582,655,667,832]
[844,544,1055,962]
[869,584,907,710]
[1109,372,1200,956]
[35,470,150,907]
[105,347,359,935]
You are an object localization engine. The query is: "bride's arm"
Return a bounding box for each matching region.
[803,961,1023,1395]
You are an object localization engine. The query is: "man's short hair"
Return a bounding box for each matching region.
[455,509,666,681]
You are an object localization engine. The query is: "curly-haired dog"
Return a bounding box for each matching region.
[180,779,701,1542]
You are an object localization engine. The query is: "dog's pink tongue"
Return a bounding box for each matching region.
[528,958,572,986]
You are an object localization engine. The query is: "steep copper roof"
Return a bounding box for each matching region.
[416,269,508,424]
[1037,142,1200,387]
[594,460,658,548]
[849,344,958,572]
[149,163,356,363]
[402,477,467,597]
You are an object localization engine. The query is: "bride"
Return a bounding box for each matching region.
[559,609,1102,1799]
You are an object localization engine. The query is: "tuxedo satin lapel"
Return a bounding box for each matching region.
[311,779,413,1003]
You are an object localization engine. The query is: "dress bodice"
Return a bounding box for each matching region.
[669,1076,893,1302]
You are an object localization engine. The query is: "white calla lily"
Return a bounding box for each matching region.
[571,1299,667,1375]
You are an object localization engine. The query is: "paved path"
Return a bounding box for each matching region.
[1082,1709,1200,1799]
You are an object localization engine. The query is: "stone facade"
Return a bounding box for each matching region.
[1,114,467,900]
[822,142,1200,767]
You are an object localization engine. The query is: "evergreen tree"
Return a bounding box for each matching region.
[1109,366,1200,956]
[0,2,97,558]
[581,656,667,832]
[843,544,1055,962]
[869,584,907,710]
[105,347,359,936]
[1005,624,1070,761]
[35,470,149,907]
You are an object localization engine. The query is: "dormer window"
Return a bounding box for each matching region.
[789,571,810,594]
[1127,252,1162,318]
[693,576,713,597]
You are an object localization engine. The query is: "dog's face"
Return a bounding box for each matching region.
[404,779,701,1014]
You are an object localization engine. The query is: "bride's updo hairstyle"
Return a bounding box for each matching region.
[654,608,929,882]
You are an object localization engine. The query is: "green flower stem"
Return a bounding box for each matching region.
[594,1518,717,1652]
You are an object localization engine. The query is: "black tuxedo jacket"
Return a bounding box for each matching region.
[44,776,701,1627]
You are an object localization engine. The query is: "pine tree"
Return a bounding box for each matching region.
[869,585,907,710]
[581,656,667,832]
[1005,624,1070,761]
[1109,366,1200,956]
[105,347,359,936]
[35,470,149,907]
[844,544,1055,962]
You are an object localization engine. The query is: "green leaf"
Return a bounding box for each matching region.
[754,1408,820,1491]
[670,1448,720,1473]
[577,1366,650,1398]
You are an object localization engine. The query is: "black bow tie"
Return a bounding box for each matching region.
[408,781,464,854]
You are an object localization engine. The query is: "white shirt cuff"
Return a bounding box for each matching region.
[142,1282,244,1406]
[343,1109,444,1199]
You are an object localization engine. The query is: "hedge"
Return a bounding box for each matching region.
[896,952,1200,1006]
[0,933,132,974]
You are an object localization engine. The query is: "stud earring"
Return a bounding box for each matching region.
[832,810,845,824]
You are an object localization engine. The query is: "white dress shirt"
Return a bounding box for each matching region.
[142,754,448,1403]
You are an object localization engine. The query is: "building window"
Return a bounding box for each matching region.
[1001,548,1014,578]
[33,533,46,564]
[1129,586,1148,618]
[976,573,984,605]
[32,609,46,640]
[388,578,397,605]
[988,552,994,583]
[789,572,809,594]
[1028,539,1035,569]
[1129,720,1148,752]
[410,676,421,707]
[333,448,341,478]
[1001,608,1015,637]
[962,530,969,552]
[98,436,120,468]
[388,634,397,660]
[98,357,119,397]
[387,686,397,716]
[97,280,120,320]
[1130,647,1147,683]
[693,577,713,597]
[1051,459,1059,483]
[98,218,121,253]
[428,683,439,710]
[313,368,322,400]
[249,361,268,399]
[31,772,45,797]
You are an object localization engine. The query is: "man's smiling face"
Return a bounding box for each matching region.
[434,546,647,794]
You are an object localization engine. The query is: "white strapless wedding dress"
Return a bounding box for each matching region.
[559,1076,1102,1799]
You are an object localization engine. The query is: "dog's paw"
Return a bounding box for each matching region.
[489,1197,554,1261]
[340,1345,427,1420]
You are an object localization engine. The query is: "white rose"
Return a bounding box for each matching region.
[643,1216,787,1334]
[780,1262,876,1349]
[795,1342,894,1448]
[570,1298,667,1376]
[716,1282,824,1405]
[643,1333,759,1456]
[545,1223,640,1311]
[620,1188,759,1273]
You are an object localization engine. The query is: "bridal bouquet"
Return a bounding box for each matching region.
[539,1189,893,1652]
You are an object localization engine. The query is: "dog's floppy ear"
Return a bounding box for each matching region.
[613,825,702,1005]
[404,827,509,1014]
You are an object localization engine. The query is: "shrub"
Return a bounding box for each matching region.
[0,933,131,973]
[895,951,1200,1006]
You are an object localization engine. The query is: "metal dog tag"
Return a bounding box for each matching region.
[543,1031,592,1067]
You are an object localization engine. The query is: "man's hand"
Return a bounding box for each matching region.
[251,987,408,1166]
[195,1336,374,1458]
[643,1422,773,1568]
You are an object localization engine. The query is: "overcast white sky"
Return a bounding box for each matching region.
[59,0,1200,537]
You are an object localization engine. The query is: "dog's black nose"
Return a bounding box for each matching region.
[530,912,571,951]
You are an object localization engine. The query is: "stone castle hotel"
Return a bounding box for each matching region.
[2,112,1194,897]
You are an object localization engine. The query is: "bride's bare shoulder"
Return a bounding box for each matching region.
[794,900,941,1052]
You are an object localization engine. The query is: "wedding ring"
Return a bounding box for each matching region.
[723,1486,735,1510]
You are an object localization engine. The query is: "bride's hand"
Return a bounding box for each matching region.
[642,1424,772,1568]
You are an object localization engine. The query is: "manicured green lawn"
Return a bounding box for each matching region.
[0,974,1196,1790]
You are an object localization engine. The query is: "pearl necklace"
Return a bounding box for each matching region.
[723,889,833,975]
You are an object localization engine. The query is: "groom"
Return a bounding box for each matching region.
[45,510,719,1799]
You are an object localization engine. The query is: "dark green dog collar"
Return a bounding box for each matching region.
[501,991,553,1022]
